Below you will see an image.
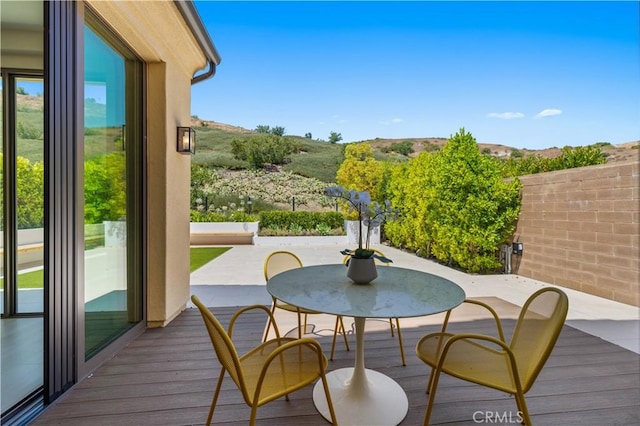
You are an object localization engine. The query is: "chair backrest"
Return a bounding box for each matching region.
[342,248,390,266]
[264,250,303,281]
[509,287,568,392]
[191,295,248,399]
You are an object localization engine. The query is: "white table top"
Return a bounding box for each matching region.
[266,264,466,319]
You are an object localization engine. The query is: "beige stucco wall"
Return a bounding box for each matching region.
[513,160,640,306]
[89,0,208,327]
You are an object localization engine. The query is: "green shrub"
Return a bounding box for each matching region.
[510,149,523,158]
[385,129,522,273]
[12,155,45,229]
[382,141,414,156]
[231,134,300,169]
[258,211,344,231]
[423,141,441,153]
[190,210,257,222]
[314,223,332,235]
[84,152,126,225]
[499,145,606,177]
[17,122,43,140]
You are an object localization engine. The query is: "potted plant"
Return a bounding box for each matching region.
[326,186,395,284]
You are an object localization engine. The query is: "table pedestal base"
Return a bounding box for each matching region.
[313,367,408,426]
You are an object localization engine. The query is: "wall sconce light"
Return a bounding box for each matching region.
[177,126,196,154]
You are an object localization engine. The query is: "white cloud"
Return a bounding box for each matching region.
[534,108,562,119]
[487,112,525,120]
[380,118,405,126]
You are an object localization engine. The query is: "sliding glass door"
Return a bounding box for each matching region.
[82,11,144,361]
[1,73,45,415]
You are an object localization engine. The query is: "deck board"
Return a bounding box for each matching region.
[32,305,640,425]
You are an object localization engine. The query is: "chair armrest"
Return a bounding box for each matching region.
[440,299,505,342]
[444,332,511,353]
[263,337,325,367]
[229,304,281,340]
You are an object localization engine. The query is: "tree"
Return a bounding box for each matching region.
[385,153,435,253]
[382,141,414,156]
[270,126,286,136]
[336,143,384,201]
[84,153,126,224]
[425,128,521,272]
[328,131,342,144]
[305,132,312,139]
[255,125,270,133]
[231,134,299,169]
[15,156,44,228]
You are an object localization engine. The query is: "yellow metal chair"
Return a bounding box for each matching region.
[191,295,338,426]
[264,251,349,351]
[336,248,406,366]
[415,287,568,425]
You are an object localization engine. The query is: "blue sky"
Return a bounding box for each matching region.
[191,1,639,149]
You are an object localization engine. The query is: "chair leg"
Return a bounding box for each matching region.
[330,316,340,360]
[426,367,435,394]
[249,403,259,426]
[514,391,531,425]
[330,316,350,360]
[263,302,277,342]
[339,316,350,351]
[296,309,303,339]
[206,368,226,426]
[424,366,442,426]
[395,318,406,366]
[319,369,339,425]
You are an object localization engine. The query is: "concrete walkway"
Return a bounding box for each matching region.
[190,242,640,354]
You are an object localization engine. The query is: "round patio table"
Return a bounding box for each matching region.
[266,264,466,426]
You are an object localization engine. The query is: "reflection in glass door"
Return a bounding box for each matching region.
[15,78,45,314]
[1,74,45,414]
[83,14,143,360]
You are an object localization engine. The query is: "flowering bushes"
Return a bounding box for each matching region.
[190,166,335,211]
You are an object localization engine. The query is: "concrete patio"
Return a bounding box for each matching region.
[191,242,639,354]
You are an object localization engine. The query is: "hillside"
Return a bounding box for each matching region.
[191,118,640,162]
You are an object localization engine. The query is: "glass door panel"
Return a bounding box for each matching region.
[15,77,44,314]
[83,21,141,360]
[1,74,44,414]
[0,76,3,317]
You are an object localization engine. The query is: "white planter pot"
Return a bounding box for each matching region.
[345,220,380,246]
[190,221,259,234]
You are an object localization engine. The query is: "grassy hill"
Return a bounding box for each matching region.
[191,119,346,183]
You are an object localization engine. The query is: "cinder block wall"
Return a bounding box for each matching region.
[513,159,639,306]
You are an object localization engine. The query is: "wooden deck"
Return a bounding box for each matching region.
[33,303,640,425]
